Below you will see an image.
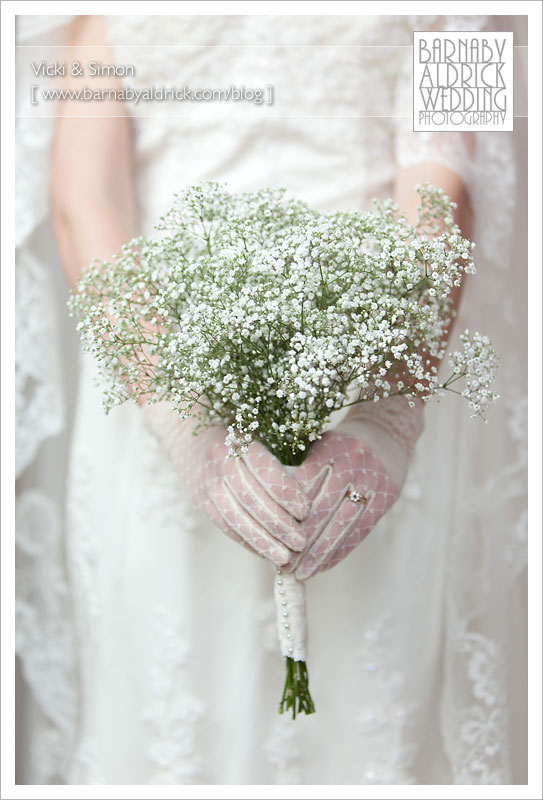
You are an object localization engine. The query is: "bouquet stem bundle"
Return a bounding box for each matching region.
[279,655,315,718]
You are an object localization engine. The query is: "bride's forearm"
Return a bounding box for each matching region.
[51,15,135,289]
[53,192,134,290]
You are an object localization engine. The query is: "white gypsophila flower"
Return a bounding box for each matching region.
[447,330,499,421]
[69,182,496,464]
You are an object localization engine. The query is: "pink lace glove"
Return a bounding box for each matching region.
[285,395,425,580]
[143,403,309,566]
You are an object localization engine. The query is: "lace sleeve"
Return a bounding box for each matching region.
[392,15,488,201]
[16,16,80,784]
[15,16,77,475]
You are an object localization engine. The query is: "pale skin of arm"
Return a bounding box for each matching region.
[51,15,135,290]
[51,15,148,396]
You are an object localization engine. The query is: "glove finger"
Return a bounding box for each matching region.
[209,483,291,566]
[292,444,376,551]
[282,466,346,574]
[318,518,375,574]
[294,492,370,580]
[225,462,307,552]
[301,463,334,506]
[201,496,261,559]
[317,478,398,574]
[297,457,400,578]
[242,442,310,521]
[299,464,401,578]
[292,439,334,486]
[316,502,379,574]
[304,468,357,548]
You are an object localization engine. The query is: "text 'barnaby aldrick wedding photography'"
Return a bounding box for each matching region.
[413,32,514,131]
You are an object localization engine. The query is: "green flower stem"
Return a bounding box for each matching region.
[278,657,316,719]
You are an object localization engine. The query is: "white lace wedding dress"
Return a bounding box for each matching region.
[15,14,528,785]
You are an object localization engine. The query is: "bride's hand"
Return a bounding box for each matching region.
[143,403,310,566]
[284,395,424,580]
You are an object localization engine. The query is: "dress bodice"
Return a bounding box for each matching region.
[104,15,417,227]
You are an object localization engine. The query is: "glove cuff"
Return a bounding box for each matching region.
[345,394,424,453]
[335,394,425,486]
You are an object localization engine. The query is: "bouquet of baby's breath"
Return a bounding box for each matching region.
[70,182,498,716]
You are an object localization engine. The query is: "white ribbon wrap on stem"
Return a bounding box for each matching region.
[274,570,307,661]
[273,463,308,662]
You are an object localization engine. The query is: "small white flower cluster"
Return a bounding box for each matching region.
[70,182,497,464]
[446,330,499,420]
